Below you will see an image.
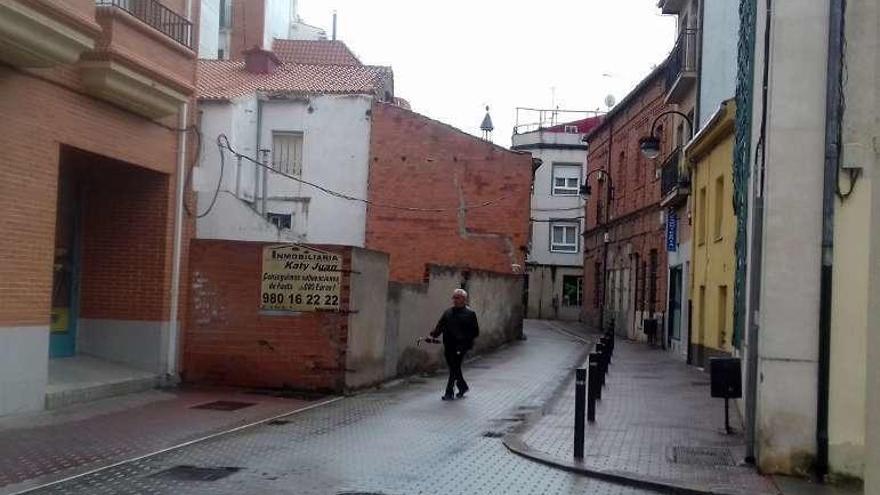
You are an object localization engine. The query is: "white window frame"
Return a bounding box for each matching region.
[564,125,579,134]
[550,222,579,253]
[551,163,582,196]
[272,131,304,176]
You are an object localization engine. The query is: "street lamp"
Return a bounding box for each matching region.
[639,110,694,160]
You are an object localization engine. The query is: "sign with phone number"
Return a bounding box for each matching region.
[261,244,342,312]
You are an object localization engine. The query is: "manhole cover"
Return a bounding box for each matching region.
[669,446,735,466]
[150,465,241,481]
[191,401,256,411]
[483,431,504,438]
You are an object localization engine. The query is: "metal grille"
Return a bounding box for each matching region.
[96,0,194,49]
[272,131,304,176]
[191,401,256,411]
[732,0,758,348]
[150,465,241,481]
[660,147,685,197]
[669,446,736,466]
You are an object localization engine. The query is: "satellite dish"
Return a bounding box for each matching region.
[604,94,617,109]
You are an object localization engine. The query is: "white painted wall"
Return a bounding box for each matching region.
[195,94,373,247]
[198,0,221,59]
[263,0,293,48]
[0,326,48,416]
[746,0,829,475]
[698,0,739,129]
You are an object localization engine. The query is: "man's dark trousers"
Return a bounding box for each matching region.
[445,348,467,396]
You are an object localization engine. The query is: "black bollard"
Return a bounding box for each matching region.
[600,336,612,364]
[589,352,602,400]
[587,360,598,422]
[596,343,607,388]
[574,368,586,458]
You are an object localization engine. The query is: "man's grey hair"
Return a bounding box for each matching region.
[453,288,468,299]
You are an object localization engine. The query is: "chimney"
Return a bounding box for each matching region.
[243,46,282,74]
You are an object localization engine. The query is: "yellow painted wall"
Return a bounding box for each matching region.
[688,104,736,357]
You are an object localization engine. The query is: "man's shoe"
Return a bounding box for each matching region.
[441,394,455,401]
[456,387,469,399]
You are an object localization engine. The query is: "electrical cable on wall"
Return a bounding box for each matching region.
[835,0,860,200]
[214,133,510,213]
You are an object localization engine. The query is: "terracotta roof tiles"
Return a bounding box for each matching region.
[271,39,362,65]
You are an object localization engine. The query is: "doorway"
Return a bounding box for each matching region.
[668,266,683,348]
[49,163,81,358]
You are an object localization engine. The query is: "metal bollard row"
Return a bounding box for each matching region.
[574,330,616,459]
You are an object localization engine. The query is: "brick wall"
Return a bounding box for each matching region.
[582,69,670,332]
[366,102,533,283]
[229,0,266,59]
[184,240,353,392]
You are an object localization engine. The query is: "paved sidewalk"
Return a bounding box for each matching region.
[0,386,322,494]
[508,335,780,495]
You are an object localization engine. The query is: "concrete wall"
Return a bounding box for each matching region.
[195,94,373,247]
[385,266,524,378]
[0,326,48,416]
[829,0,877,480]
[198,0,221,59]
[346,248,390,389]
[698,0,739,129]
[526,265,582,321]
[751,0,829,475]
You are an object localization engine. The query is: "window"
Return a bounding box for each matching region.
[272,131,303,176]
[550,222,579,253]
[564,125,579,134]
[267,212,291,230]
[698,186,707,245]
[219,0,232,29]
[714,176,724,241]
[562,275,583,306]
[552,164,582,196]
[718,285,728,348]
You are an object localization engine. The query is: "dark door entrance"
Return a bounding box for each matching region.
[668,266,683,348]
[49,164,81,358]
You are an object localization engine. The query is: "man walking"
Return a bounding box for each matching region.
[431,288,479,401]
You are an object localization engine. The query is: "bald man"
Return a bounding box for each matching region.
[431,288,480,401]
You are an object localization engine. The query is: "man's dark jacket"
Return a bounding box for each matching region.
[431,306,480,352]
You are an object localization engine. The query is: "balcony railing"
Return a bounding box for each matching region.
[96,0,193,49]
[660,147,687,197]
[665,29,698,92]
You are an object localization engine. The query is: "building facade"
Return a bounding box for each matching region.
[512,111,603,321]
[582,67,670,340]
[685,99,736,368]
[0,0,198,416]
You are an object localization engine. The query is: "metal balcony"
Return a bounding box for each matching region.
[664,29,698,104]
[660,147,689,207]
[96,0,193,48]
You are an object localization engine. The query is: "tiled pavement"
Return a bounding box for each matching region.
[0,386,319,494]
[514,332,780,494]
[4,320,658,495]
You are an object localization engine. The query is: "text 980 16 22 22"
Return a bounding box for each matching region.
[260,244,342,312]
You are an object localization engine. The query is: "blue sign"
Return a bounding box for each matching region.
[666,210,678,252]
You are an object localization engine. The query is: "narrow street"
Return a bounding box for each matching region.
[18,321,653,495]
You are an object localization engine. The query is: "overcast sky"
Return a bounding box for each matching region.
[298,1,676,147]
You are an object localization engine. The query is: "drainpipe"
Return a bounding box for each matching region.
[166,0,195,379]
[255,97,264,212]
[817,0,844,480]
[745,0,772,465]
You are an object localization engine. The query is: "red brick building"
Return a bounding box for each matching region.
[582,64,671,340]
[366,103,534,283]
[0,0,198,415]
